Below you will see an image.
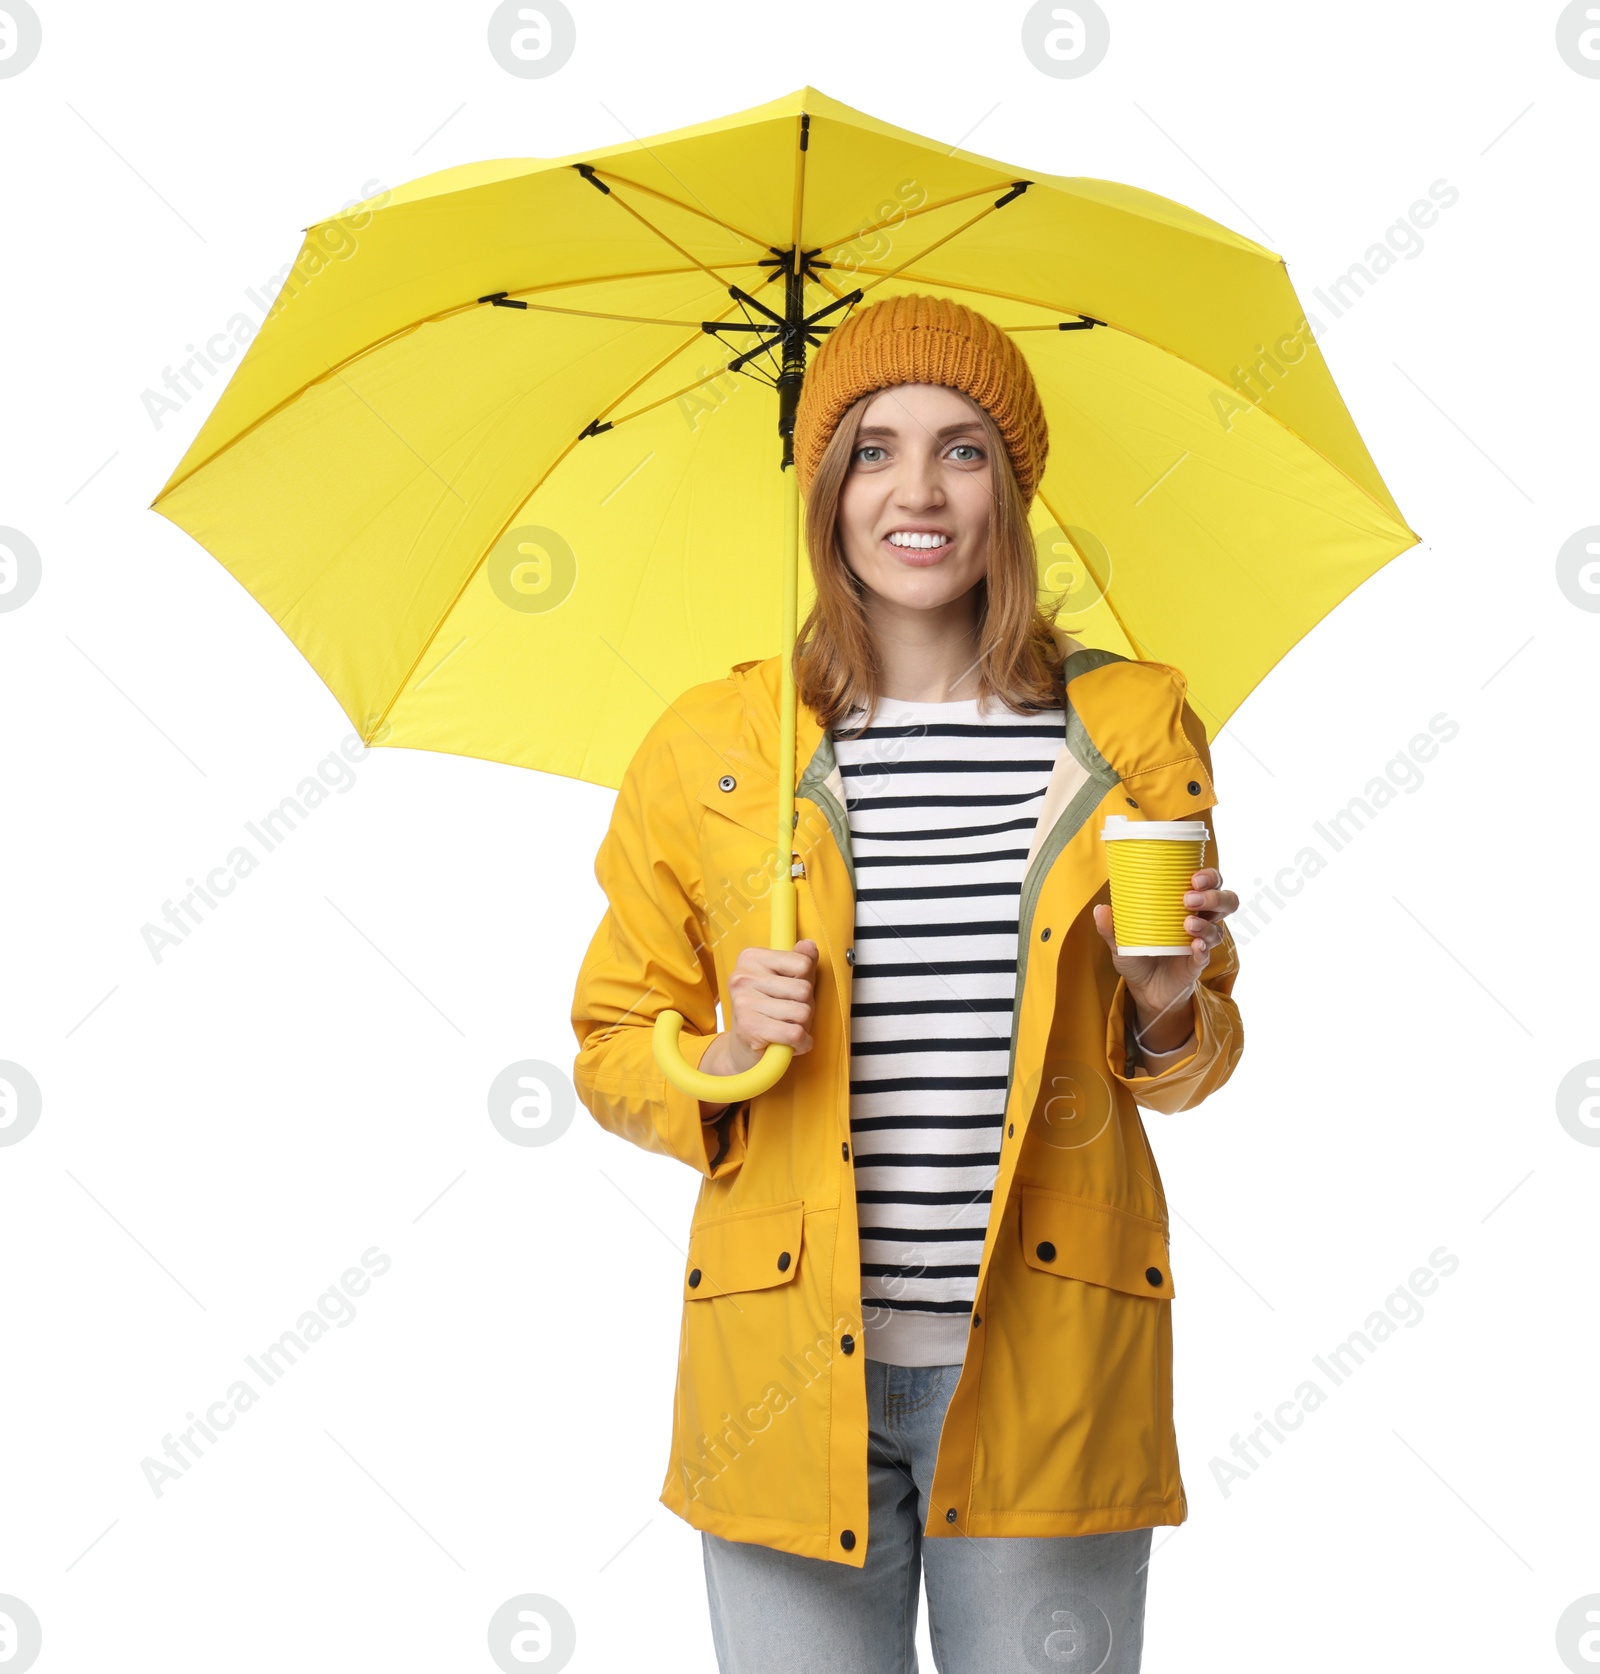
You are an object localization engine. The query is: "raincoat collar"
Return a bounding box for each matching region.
[712,624,1107,882]
[728,622,1089,777]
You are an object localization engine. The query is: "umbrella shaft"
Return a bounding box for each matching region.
[776,249,808,469]
[774,454,798,942]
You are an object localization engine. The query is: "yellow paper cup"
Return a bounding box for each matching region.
[1100,814,1209,955]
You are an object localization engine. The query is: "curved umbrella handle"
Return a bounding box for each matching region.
[653,867,801,1100]
[651,457,806,1107]
[652,1008,794,1101]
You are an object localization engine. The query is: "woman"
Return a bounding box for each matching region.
[571,292,1244,1673]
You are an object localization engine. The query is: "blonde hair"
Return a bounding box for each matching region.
[792,387,1067,736]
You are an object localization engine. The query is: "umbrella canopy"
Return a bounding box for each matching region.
[151,85,1417,792]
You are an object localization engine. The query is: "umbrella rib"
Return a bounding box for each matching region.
[598,356,767,430]
[479,298,727,329]
[1032,486,1154,663]
[810,179,1020,261]
[854,190,1024,300]
[576,166,751,294]
[808,266,849,301]
[361,295,757,742]
[485,260,770,293]
[580,165,774,257]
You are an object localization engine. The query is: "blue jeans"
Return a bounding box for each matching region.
[701,1359,1152,1672]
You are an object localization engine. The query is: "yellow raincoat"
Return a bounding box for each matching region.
[570,626,1244,1566]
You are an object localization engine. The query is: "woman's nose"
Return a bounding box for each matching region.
[894,456,944,505]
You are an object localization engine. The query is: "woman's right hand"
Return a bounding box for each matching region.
[696,939,818,1116]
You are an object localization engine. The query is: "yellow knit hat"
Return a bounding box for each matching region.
[791,292,1049,505]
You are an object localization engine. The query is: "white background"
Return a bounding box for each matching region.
[3,2,1596,1669]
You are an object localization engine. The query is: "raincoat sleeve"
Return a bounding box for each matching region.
[570,712,748,1180]
[1103,698,1244,1114]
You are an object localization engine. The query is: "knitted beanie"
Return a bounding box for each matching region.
[791,292,1049,505]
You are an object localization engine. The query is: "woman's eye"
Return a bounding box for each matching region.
[949,443,982,461]
[856,445,885,464]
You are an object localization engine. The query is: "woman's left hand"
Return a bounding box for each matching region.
[1091,867,1240,1032]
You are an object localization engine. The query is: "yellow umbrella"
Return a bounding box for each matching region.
[150,85,1418,1101]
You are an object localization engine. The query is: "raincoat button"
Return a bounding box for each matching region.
[845,947,855,965]
[1007,1122,1014,1137]
[1146,1266,1164,1286]
[718,775,736,791]
[1036,1240,1057,1262]
[841,1333,855,1354]
[1187,780,1202,795]
[688,1267,701,1287]
[1125,796,1138,808]
[1040,927,1051,941]
[842,1142,850,1160]
[971,1313,981,1329]
[945,1508,957,1524]
[840,1529,856,1550]
[777,1250,791,1271]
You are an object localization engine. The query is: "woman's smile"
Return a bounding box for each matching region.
[880,525,956,566]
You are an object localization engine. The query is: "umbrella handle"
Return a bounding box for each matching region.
[652,1011,794,1100]
[651,871,801,1100]
[652,456,805,1106]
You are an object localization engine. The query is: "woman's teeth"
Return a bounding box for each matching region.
[886,532,951,548]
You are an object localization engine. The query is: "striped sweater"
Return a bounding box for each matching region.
[833,692,1066,1366]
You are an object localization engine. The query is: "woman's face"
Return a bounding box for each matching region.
[835,382,994,613]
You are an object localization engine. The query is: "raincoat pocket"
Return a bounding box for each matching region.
[683,1198,805,1300]
[1019,1186,1175,1297]
[668,1197,835,1532]
[975,1187,1180,1517]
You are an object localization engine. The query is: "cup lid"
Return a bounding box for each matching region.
[1100,814,1210,840]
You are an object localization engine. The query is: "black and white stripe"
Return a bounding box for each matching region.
[834,693,1065,1365]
